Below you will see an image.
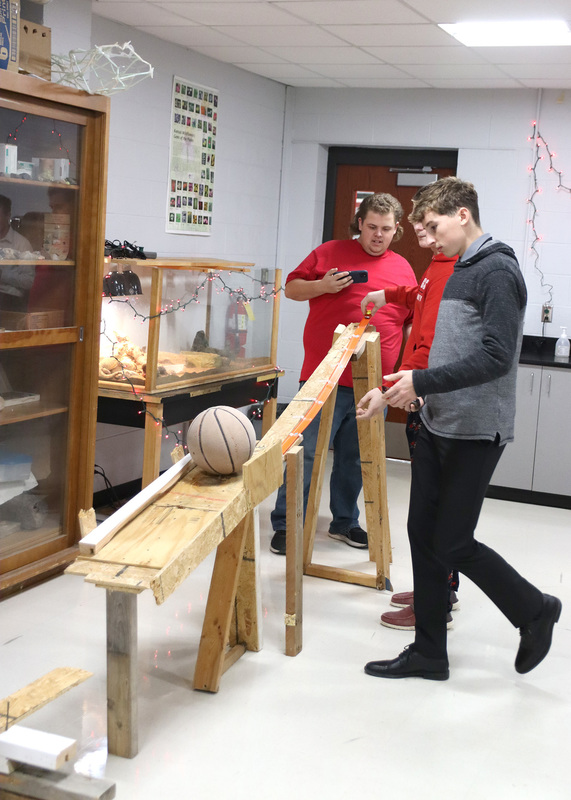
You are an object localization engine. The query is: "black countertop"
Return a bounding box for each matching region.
[520,335,571,369]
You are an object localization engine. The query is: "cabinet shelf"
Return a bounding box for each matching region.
[0,400,68,427]
[0,176,79,190]
[0,260,74,266]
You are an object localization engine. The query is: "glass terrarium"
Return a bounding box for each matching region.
[98,259,281,394]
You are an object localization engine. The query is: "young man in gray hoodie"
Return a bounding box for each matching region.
[357,177,561,681]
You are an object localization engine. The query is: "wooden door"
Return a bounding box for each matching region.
[328,159,456,433]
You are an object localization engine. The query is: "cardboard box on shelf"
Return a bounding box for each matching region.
[18,18,50,80]
[1,309,65,330]
[0,0,19,73]
[0,144,18,175]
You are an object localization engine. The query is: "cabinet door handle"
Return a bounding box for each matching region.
[529,372,534,393]
[546,373,551,396]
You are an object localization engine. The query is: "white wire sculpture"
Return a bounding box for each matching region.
[51,41,154,96]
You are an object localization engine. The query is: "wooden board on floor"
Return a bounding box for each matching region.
[0,763,115,800]
[0,669,92,732]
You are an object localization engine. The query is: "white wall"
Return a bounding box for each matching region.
[275,87,571,401]
[85,13,286,492]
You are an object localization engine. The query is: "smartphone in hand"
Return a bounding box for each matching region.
[348,270,368,283]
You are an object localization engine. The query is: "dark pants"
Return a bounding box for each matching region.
[408,426,543,661]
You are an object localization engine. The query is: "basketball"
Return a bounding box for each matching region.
[187,406,257,475]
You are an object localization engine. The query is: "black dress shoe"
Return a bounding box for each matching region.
[515,593,562,674]
[364,645,449,681]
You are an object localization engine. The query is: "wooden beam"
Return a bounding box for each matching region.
[302,387,337,568]
[106,591,138,759]
[193,517,249,693]
[233,510,262,652]
[78,455,193,555]
[0,727,76,771]
[285,446,303,657]
[242,439,283,508]
[0,763,116,799]
[304,563,380,589]
[0,669,92,732]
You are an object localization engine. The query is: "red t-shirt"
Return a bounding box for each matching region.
[384,253,457,376]
[286,239,415,387]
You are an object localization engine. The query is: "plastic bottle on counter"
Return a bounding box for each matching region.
[554,326,570,361]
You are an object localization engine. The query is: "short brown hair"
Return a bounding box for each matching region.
[349,192,404,242]
[410,177,481,227]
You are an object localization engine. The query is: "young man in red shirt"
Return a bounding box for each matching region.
[270,193,415,554]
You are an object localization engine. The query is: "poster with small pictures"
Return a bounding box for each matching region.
[166,77,218,235]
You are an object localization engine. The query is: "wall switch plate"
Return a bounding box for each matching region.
[542,304,553,323]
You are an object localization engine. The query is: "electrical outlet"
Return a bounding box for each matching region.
[542,304,553,323]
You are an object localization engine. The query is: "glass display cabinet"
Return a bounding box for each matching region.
[0,73,109,596]
[97,258,283,488]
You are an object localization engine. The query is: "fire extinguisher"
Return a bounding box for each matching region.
[225,299,248,358]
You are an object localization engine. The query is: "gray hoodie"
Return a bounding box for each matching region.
[413,239,527,444]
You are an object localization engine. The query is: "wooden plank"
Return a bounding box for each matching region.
[353,334,391,581]
[0,669,92,732]
[234,510,262,652]
[304,563,381,589]
[257,324,358,451]
[142,399,163,488]
[106,591,138,759]
[193,518,249,693]
[302,386,337,568]
[0,763,116,800]
[242,439,283,507]
[78,455,193,554]
[221,644,247,675]
[285,446,303,657]
[150,486,251,605]
[78,509,97,539]
[0,727,76,772]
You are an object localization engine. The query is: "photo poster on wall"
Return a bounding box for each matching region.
[166,76,218,235]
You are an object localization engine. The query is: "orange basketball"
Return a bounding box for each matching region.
[187,406,256,475]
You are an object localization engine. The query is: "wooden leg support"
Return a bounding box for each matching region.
[106,590,138,759]
[193,516,250,693]
[285,446,303,656]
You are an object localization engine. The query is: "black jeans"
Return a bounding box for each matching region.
[408,426,543,661]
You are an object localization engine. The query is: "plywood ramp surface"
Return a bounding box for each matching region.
[89,465,247,570]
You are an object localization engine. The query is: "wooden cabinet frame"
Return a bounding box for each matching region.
[0,73,109,596]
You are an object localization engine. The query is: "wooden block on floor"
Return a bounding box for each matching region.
[0,668,92,731]
[0,763,116,799]
[0,726,76,771]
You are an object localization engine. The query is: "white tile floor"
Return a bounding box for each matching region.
[1,459,570,799]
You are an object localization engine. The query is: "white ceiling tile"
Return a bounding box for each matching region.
[156,2,304,26]
[260,46,381,64]
[499,63,571,80]
[186,46,288,64]
[362,46,488,65]
[399,63,513,81]
[472,46,571,65]
[403,0,571,24]
[273,0,425,25]
[339,77,429,88]
[324,23,458,47]
[93,1,189,26]
[427,78,524,89]
[145,25,243,47]
[281,77,346,87]
[212,24,347,47]
[307,63,410,79]
[238,62,324,79]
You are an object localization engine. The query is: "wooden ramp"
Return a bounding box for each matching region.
[65,322,390,758]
